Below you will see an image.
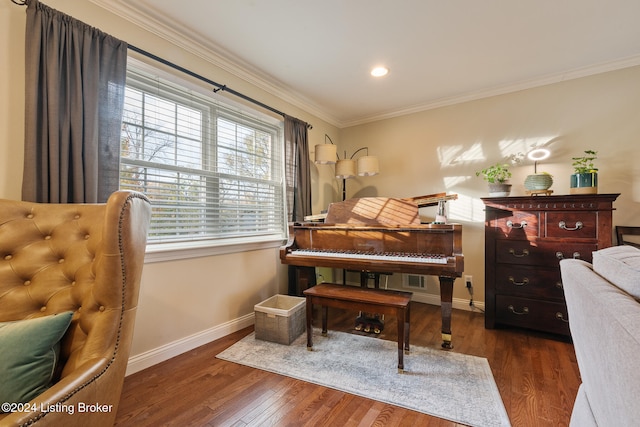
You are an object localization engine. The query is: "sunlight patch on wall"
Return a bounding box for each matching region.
[436,137,559,170]
[446,193,485,223]
[498,136,559,162]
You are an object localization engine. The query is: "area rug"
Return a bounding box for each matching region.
[217,330,510,427]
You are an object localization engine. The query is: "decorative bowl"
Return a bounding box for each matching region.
[524,173,553,191]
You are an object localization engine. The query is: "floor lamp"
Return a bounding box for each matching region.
[315,135,379,201]
[314,134,380,286]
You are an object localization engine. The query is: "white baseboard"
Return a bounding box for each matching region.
[409,292,485,312]
[125,313,254,376]
[126,297,483,376]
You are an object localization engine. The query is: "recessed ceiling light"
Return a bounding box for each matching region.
[370,66,389,77]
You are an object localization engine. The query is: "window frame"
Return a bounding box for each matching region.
[120,59,288,261]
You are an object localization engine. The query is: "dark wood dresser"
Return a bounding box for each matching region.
[482,193,619,336]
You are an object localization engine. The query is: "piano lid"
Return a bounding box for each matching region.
[303,193,458,223]
[282,196,464,278]
[324,197,421,226]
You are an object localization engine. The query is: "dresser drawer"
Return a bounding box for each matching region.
[487,210,539,239]
[483,194,619,337]
[495,295,570,336]
[552,243,597,263]
[495,265,564,300]
[545,212,597,239]
[496,240,597,266]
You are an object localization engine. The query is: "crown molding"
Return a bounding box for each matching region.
[89,1,640,130]
[88,0,341,128]
[340,54,640,128]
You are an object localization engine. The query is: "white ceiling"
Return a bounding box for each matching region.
[91,0,640,127]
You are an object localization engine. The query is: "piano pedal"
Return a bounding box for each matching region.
[371,318,384,334]
[355,315,384,334]
[361,317,384,334]
[354,315,365,331]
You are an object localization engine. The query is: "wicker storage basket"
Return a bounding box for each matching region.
[254,295,306,344]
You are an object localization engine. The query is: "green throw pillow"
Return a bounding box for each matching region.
[0,312,73,406]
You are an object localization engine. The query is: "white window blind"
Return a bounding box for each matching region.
[119,66,286,245]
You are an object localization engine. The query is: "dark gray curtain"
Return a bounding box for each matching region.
[284,115,311,222]
[22,0,127,203]
[284,116,313,296]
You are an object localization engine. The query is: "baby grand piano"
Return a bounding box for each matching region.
[280,196,464,348]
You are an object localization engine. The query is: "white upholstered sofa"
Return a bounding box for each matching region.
[560,245,640,427]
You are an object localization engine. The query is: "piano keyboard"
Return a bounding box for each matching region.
[290,249,448,264]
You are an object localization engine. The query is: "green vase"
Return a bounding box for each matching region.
[570,172,597,194]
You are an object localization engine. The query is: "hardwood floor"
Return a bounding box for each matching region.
[115,302,580,426]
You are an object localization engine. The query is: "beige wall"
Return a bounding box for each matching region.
[2,0,640,368]
[341,66,640,301]
[0,0,338,369]
[0,2,26,201]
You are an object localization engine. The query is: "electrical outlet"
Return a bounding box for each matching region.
[465,275,474,305]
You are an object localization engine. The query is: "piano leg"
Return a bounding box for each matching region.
[290,266,316,296]
[439,276,455,349]
[396,300,411,373]
[405,302,411,354]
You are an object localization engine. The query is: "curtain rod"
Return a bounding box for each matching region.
[128,44,312,129]
[11,0,312,129]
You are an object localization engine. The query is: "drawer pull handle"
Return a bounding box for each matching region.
[556,281,563,289]
[508,276,529,286]
[509,248,529,258]
[557,251,582,260]
[508,305,529,315]
[556,312,569,323]
[559,220,583,231]
[506,220,527,229]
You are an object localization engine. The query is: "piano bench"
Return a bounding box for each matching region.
[302,283,412,373]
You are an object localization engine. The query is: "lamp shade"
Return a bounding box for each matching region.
[335,159,356,179]
[315,143,337,164]
[357,155,379,176]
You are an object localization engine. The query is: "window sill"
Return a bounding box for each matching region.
[143,236,287,263]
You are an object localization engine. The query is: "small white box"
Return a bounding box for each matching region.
[254,294,306,345]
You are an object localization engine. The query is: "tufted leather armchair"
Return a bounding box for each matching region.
[0,191,151,427]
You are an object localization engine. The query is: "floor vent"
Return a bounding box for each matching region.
[403,274,426,289]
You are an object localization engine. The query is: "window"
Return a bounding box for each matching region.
[119,65,286,247]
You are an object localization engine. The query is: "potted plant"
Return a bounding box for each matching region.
[476,163,513,196]
[570,150,598,194]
